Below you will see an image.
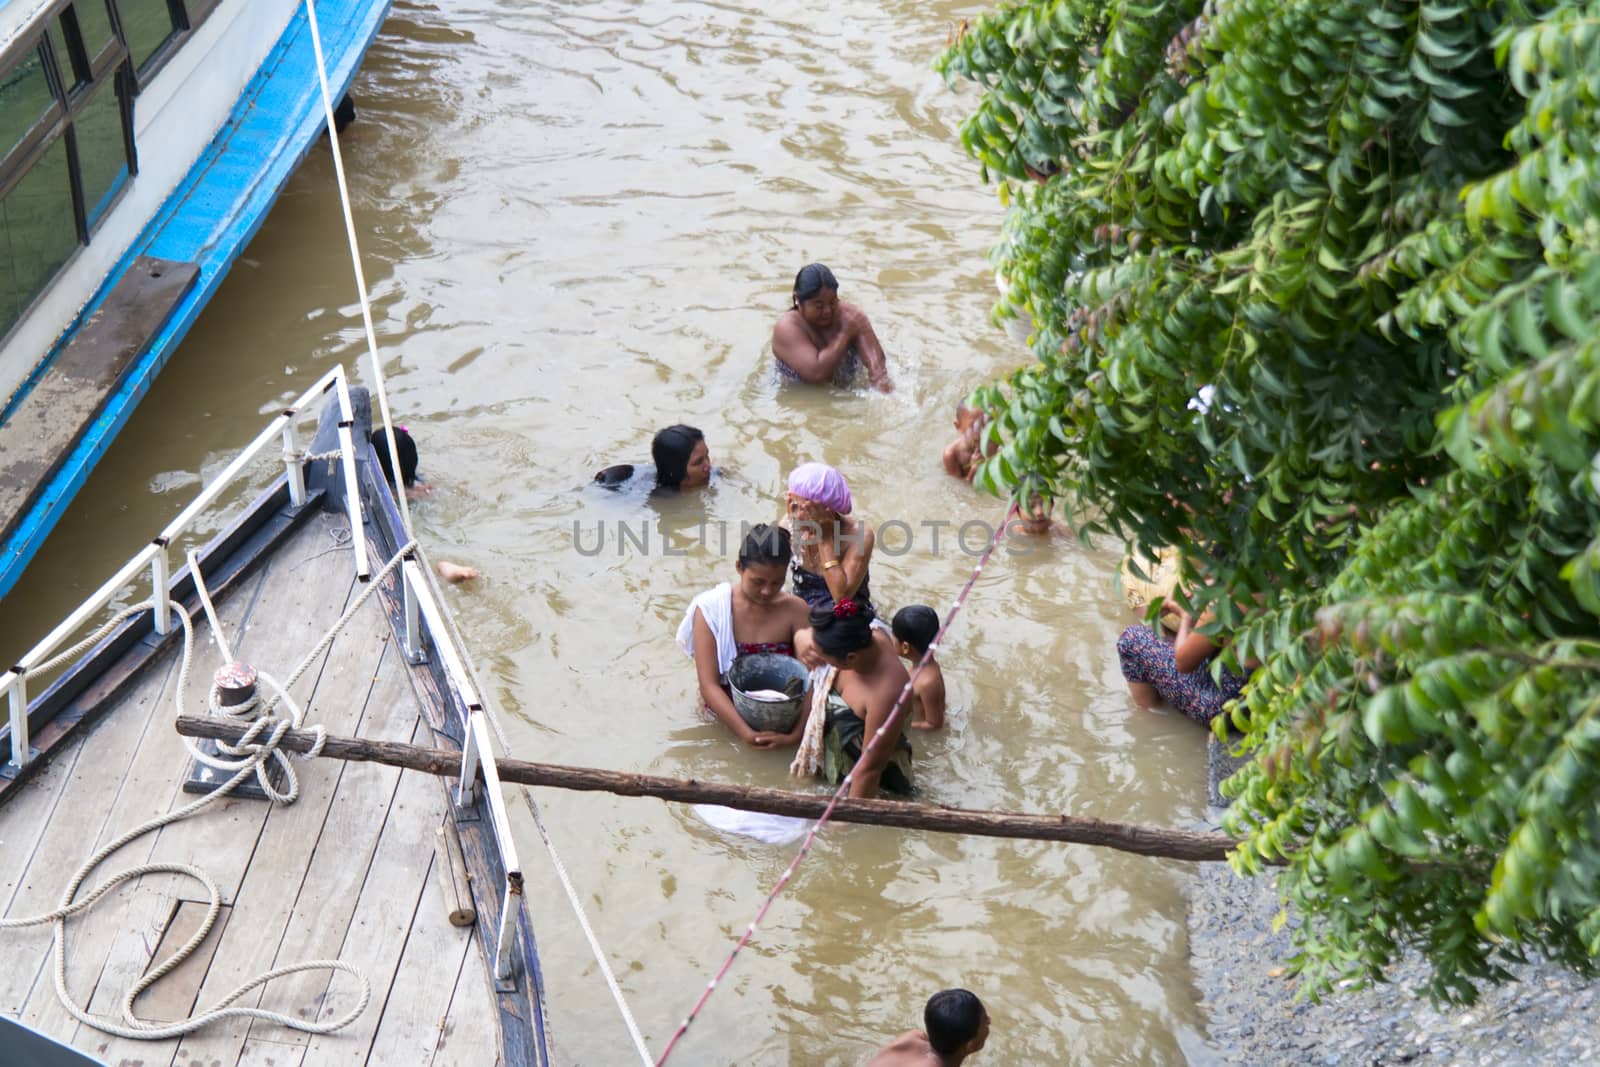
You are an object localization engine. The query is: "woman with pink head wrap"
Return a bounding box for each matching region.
[782,462,875,613]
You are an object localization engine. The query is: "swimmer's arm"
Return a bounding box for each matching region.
[1171,605,1222,674]
[849,308,893,393]
[692,611,763,747]
[816,525,873,605]
[772,313,856,384]
[909,671,945,731]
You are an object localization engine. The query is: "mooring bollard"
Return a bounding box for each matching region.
[214,662,259,714]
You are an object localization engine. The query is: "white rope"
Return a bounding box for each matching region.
[0,600,368,1040]
[408,559,650,1061]
[520,790,653,1065]
[2,539,419,1040]
[300,2,646,1053]
[301,0,412,541]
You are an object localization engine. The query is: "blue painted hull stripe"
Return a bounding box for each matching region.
[0,0,393,603]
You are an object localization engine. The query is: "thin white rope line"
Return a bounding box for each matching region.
[0,599,370,1041]
[423,542,650,1061]
[263,538,415,717]
[519,791,653,1065]
[300,0,413,541]
[186,548,234,665]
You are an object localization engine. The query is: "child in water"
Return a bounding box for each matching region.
[368,426,480,583]
[891,605,946,731]
[942,398,995,482]
[808,600,915,797]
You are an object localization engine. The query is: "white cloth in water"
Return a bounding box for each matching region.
[693,804,810,845]
[789,664,836,778]
[741,688,791,701]
[676,582,736,677]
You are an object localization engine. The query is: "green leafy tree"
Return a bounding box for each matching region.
[938,0,1600,1002]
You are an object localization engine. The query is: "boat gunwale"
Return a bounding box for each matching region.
[0,0,394,603]
[0,439,553,1063]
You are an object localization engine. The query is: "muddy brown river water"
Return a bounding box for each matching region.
[2,1,1220,1062]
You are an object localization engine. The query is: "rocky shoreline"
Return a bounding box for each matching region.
[1187,741,1600,1065]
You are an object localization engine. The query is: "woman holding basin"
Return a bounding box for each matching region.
[676,525,815,748]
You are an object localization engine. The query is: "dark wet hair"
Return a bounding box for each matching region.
[808,601,877,660]
[651,425,705,490]
[925,989,984,1054]
[370,427,418,489]
[892,605,940,655]
[791,263,838,309]
[738,523,791,569]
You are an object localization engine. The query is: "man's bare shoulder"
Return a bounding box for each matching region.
[865,1030,937,1066]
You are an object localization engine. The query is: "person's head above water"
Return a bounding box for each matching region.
[791,262,841,331]
[792,262,839,308]
[652,425,711,491]
[925,989,989,1057]
[786,461,852,516]
[370,426,418,489]
[736,523,791,602]
[808,599,878,668]
[954,398,987,435]
[892,605,940,657]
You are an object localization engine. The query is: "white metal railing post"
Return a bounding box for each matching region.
[402,563,423,664]
[495,872,523,981]
[404,561,478,727]
[4,369,351,758]
[7,674,29,769]
[150,540,171,635]
[330,373,371,582]
[282,412,307,508]
[457,720,479,809]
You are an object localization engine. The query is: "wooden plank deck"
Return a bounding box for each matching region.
[0,511,507,1066]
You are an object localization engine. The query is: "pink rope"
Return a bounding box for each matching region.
[653,503,1020,1064]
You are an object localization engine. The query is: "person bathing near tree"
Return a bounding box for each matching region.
[771,262,892,391]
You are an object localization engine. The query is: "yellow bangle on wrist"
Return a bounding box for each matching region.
[822,560,841,571]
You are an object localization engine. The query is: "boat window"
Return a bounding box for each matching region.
[69,3,121,73]
[114,0,182,75]
[73,78,131,231]
[57,12,93,92]
[73,3,119,59]
[0,137,79,333]
[0,46,58,165]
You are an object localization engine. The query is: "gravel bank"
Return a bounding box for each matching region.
[1188,747,1600,1064]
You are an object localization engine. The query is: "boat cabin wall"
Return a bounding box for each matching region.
[0,0,300,410]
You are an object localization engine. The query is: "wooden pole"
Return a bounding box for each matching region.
[175,715,1242,862]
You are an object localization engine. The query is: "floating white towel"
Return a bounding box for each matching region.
[693,804,810,845]
[676,582,736,677]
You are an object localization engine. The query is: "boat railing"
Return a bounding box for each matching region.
[0,363,369,772]
[399,557,524,981]
[1,362,526,979]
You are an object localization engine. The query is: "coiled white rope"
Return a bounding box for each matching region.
[0,603,365,1039]
[0,538,416,1040]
